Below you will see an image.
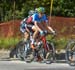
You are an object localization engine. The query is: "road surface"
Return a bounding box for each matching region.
[0,60,75,70]
[0,50,75,70]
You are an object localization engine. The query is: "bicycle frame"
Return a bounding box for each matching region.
[41,36,48,51]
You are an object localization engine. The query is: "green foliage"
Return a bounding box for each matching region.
[0,36,73,50]
[55,37,68,49]
[47,35,68,49]
[61,27,67,33]
[0,0,75,22]
[0,37,20,49]
[53,0,75,17]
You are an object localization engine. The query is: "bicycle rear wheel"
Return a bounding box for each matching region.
[16,40,25,60]
[66,39,75,66]
[23,42,33,62]
[16,40,32,62]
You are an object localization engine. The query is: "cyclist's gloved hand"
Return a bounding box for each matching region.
[40,31,45,36]
[52,31,56,35]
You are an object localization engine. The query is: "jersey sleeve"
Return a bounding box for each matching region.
[26,16,32,23]
[32,13,39,22]
[43,14,48,23]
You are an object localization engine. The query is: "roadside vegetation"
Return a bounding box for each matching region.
[47,35,69,50]
[0,37,20,49]
[0,0,75,23]
[0,0,75,50]
[0,36,69,50]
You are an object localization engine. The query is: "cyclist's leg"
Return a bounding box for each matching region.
[31,23,44,49]
[32,25,39,39]
[31,25,42,61]
[20,24,30,42]
[32,25,45,61]
[30,23,44,49]
[23,31,30,42]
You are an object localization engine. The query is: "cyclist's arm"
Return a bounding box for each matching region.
[43,14,55,33]
[34,21,42,32]
[32,14,43,32]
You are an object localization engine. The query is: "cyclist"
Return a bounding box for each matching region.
[30,7,55,49]
[20,7,55,61]
[26,7,55,61]
[20,10,35,42]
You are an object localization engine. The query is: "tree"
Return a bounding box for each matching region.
[0,0,75,22]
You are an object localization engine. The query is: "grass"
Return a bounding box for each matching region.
[0,37,20,49]
[46,35,69,50]
[55,37,68,49]
[0,35,74,50]
[61,27,67,33]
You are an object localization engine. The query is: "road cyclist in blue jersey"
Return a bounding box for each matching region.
[20,7,55,61]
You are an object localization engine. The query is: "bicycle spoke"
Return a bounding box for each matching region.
[66,40,75,66]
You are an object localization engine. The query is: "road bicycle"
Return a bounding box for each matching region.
[9,31,75,66]
[9,31,55,63]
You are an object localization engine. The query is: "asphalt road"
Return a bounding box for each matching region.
[0,50,75,70]
[0,34,75,69]
[0,60,75,70]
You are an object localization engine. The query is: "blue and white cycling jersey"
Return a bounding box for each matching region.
[20,18,27,33]
[32,13,48,23]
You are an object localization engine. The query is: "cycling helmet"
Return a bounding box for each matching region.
[28,10,34,16]
[35,8,38,13]
[37,7,45,13]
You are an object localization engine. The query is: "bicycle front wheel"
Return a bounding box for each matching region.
[66,39,75,66]
[45,41,56,64]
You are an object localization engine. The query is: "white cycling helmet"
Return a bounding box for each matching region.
[28,10,35,16]
[35,8,38,13]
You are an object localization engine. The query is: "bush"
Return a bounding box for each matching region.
[55,37,68,49]
[0,37,20,49]
[0,36,71,50]
[47,35,69,50]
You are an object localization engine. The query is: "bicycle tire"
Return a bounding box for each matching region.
[16,40,25,60]
[45,41,56,64]
[66,39,75,66]
[9,47,17,58]
[22,41,33,62]
[9,40,24,58]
